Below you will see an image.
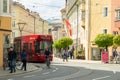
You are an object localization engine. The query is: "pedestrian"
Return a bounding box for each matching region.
[21,49,27,71]
[70,49,73,59]
[113,49,118,63]
[45,48,51,67]
[71,46,74,59]
[63,49,69,62]
[45,48,51,57]
[8,47,17,73]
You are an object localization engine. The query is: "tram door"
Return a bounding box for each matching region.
[23,43,28,59]
[29,43,32,61]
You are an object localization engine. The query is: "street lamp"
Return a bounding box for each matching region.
[42,20,44,34]
[76,4,79,52]
[18,22,26,54]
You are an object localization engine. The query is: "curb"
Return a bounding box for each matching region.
[0,65,42,78]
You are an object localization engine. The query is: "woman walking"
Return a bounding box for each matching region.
[21,49,27,71]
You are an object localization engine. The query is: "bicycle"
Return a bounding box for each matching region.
[3,57,9,70]
[46,56,50,68]
[16,60,23,70]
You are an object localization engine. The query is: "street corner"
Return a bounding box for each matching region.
[0,63,41,78]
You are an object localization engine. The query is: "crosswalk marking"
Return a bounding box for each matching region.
[43,72,50,75]
[8,79,13,80]
[23,75,35,78]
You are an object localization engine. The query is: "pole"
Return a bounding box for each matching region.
[18,22,26,55]
[42,20,44,34]
[76,4,79,52]
[20,30,22,54]
[34,16,35,34]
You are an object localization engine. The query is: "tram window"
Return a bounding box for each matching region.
[34,41,40,53]
[14,41,20,53]
[34,41,53,53]
[30,43,32,52]
[40,41,44,50]
[23,43,28,53]
[40,41,52,52]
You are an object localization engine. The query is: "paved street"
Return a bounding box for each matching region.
[0,57,120,80]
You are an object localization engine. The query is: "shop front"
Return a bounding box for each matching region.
[0,31,11,67]
[91,48,101,60]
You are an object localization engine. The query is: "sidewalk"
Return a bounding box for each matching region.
[0,63,41,77]
[54,57,120,72]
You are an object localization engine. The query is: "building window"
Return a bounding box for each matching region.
[3,0,8,13]
[12,32,15,38]
[81,11,85,20]
[12,21,16,27]
[82,0,85,3]
[9,0,12,13]
[113,31,118,35]
[103,7,108,17]
[116,9,120,20]
[103,29,107,34]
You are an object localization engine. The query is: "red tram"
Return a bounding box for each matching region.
[14,34,53,62]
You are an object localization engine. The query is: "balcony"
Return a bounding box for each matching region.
[67,0,77,13]
[61,29,66,34]
[81,2,85,11]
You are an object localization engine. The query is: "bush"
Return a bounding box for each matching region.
[76,54,85,59]
[76,48,85,59]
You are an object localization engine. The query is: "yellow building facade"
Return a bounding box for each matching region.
[0,0,12,67]
[89,0,112,60]
[65,0,116,60]
[11,2,52,45]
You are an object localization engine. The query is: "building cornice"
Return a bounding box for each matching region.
[0,28,12,32]
[66,0,81,18]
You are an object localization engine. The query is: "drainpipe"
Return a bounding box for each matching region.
[86,0,91,60]
[76,4,79,52]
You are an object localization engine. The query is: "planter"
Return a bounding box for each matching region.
[76,55,85,59]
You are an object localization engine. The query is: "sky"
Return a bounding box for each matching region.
[13,0,65,20]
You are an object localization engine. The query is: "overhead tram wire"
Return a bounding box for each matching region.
[33,2,62,8]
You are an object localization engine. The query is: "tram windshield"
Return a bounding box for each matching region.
[34,41,53,53]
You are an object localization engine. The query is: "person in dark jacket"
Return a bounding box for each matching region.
[21,49,27,71]
[8,47,17,73]
[45,48,51,67]
[45,48,51,57]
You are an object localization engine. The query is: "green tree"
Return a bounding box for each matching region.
[94,34,114,51]
[53,40,62,49]
[53,37,73,49]
[113,35,120,46]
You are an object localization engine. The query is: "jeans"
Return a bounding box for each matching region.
[10,59,16,73]
[21,60,27,71]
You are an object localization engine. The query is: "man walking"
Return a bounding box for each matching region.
[8,47,17,73]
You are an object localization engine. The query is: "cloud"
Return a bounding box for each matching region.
[13,0,65,20]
